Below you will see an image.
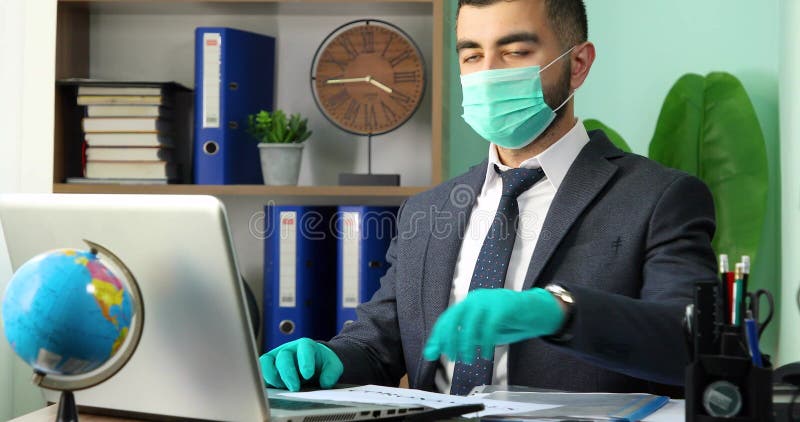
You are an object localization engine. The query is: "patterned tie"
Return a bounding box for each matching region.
[449,165,545,396]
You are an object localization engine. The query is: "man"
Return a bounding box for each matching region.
[260,0,717,395]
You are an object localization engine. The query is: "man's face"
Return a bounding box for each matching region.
[456,0,572,113]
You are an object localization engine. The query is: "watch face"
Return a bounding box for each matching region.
[311,20,426,136]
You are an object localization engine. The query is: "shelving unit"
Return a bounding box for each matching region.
[53,182,426,199]
[53,0,445,201]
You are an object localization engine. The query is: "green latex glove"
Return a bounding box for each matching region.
[259,338,344,392]
[423,288,565,364]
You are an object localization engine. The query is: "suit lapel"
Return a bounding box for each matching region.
[522,134,623,289]
[415,160,487,386]
[421,160,487,335]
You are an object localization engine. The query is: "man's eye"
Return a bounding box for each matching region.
[507,51,530,57]
[463,55,480,63]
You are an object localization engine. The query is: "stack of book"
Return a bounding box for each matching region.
[66,82,189,184]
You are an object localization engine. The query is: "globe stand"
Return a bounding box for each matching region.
[31,371,79,421]
[56,391,78,422]
[339,134,401,186]
[24,240,145,422]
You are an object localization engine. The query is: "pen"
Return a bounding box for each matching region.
[733,263,744,326]
[742,255,750,296]
[404,403,485,421]
[744,311,763,368]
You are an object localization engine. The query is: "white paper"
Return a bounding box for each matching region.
[280,385,561,418]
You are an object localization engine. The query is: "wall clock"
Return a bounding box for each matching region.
[311,19,426,136]
[310,19,426,185]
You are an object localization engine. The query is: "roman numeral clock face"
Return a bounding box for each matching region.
[311,20,426,136]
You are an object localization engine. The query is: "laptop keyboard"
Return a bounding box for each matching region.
[269,397,352,411]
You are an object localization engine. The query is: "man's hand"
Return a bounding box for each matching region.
[259,338,344,392]
[423,288,565,363]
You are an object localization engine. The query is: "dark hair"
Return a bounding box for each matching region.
[457,0,588,48]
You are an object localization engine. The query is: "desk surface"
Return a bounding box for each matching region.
[11,405,142,422]
[13,401,687,422]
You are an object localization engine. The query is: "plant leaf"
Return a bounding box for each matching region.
[295,117,309,144]
[649,72,768,263]
[256,111,271,128]
[251,109,311,143]
[247,111,274,143]
[289,113,301,133]
[583,119,632,153]
[273,110,287,143]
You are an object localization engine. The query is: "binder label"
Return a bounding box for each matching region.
[342,212,361,308]
[202,33,222,129]
[279,211,297,307]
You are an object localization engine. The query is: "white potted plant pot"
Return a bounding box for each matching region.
[257,143,305,186]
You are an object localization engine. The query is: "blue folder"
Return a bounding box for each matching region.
[263,206,337,352]
[336,206,399,332]
[194,27,275,184]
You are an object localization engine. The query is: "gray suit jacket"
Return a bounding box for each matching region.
[326,130,717,394]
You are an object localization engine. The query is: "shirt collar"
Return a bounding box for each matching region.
[485,119,590,192]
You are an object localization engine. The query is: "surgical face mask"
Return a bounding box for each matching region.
[460,47,576,150]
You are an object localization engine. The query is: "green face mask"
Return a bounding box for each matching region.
[461,47,575,150]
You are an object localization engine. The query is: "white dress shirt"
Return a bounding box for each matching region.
[435,120,590,393]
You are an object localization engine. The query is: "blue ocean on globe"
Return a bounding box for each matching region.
[2,248,134,376]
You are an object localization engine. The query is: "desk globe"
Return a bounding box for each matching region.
[2,240,144,422]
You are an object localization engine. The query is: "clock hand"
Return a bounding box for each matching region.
[366,76,393,94]
[325,76,370,85]
[325,76,393,94]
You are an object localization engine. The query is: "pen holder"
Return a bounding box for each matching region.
[686,347,773,421]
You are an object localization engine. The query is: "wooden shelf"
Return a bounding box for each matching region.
[59,0,432,3]
[53,183,428,198]
[53,0,445,197]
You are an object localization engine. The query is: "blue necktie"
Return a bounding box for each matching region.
[449,165,545,396]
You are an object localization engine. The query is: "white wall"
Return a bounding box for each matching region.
[85,2,434,330]
[88,2,434,187]
[577,0,780,156]
[577,0,786,358]
[779,0,800,365]
[0,0,57,418]
[0,1,19,415]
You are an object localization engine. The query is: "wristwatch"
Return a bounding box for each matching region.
[544,283,576,341]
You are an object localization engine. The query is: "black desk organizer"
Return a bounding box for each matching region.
[686,328,774,421]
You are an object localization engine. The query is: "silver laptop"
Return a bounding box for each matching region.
[0,194,424,421]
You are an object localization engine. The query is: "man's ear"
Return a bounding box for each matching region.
[570,41,596,91]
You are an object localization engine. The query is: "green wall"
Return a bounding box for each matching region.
[443,0,783,356]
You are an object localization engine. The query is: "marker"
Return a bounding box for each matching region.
[727,270,735,324]
[719,254,730,275]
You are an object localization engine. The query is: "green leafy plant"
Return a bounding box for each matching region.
[247,110,312,144]
[583,119,632,153]
[589,72,768,263]
[649,72,767,262]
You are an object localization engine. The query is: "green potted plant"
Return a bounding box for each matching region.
[247,109,312,186]
[587,72,768,270]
